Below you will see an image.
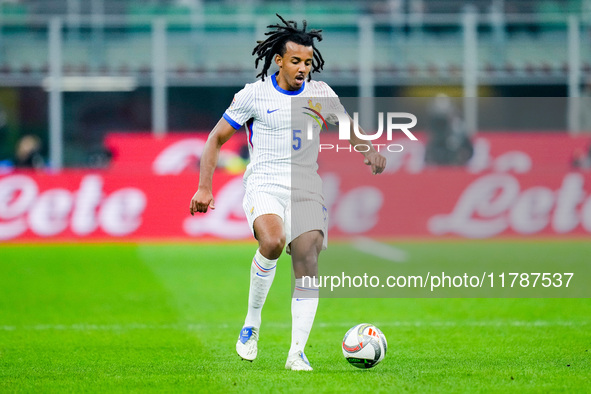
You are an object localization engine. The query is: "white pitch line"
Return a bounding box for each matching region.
[352,237,409,263]
[0,320,587,332]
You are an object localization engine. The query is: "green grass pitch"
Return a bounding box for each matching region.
[0,241,589,392]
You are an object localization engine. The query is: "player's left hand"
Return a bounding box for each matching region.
[364,151,387,175]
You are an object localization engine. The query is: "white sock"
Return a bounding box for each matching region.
[288,278,319,355]
[243,249,277,329]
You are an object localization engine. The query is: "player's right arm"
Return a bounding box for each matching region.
[189,118,237,215]
[190,83,254,215]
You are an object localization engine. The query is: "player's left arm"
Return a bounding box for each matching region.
[347,116,387,175]
[322,83,386,174]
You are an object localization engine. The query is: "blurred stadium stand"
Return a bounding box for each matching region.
[0,0,588,83]
[0,0,589,166]
[1,0,588,16]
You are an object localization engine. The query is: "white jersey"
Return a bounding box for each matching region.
[223,72,343,198]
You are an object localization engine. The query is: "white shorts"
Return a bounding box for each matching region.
[242,187,328,252]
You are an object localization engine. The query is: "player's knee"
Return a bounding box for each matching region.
[260,235,286,260]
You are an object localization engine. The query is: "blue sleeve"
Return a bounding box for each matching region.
[223,84,255,129]
[223,112,242,130]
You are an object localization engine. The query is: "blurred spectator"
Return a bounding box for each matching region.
[571,143,591,169]
[14,134,44,168]
[0,104,7,131]
[87,145,113,168]
[424,94,474,166]
[580,77,591,133]
[0,104,11,171]
[221,142,249,175]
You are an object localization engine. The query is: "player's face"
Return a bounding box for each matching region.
[275,41,313,91]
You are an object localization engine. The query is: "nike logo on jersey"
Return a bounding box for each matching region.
[267,108,280,114]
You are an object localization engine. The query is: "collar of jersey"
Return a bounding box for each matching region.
[272,72,305,96]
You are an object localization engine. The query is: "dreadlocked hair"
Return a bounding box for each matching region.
[252,14,324,81]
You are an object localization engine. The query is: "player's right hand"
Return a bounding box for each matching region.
[190,189,215,215]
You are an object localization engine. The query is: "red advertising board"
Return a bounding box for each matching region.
[1,132,590,242]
